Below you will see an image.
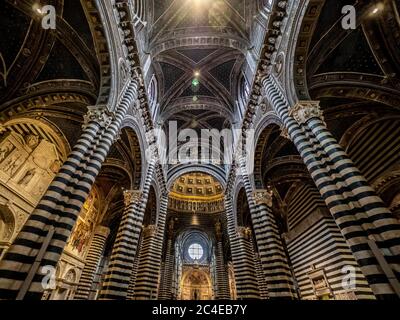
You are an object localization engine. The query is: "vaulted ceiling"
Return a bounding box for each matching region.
[143,0,260,132]
[300,0,400,139]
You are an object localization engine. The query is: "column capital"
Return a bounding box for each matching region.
[94,225,110,238]
[142,224,157,237]
[123,189,142,206]
[252,189,273,207]
[237,226,251,240]
[289,100,324,125]
[83,105,113,130]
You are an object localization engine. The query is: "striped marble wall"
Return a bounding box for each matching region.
[285,185,375,300]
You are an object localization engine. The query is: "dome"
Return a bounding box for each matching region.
[170,173,223,200]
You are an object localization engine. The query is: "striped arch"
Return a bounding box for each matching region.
[121,115,146,189]
[253,114,283,188]
[231,175,245,229]
[81,0,114,106]
[143,183,159,227]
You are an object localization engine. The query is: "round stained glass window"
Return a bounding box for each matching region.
[188,243,204,260]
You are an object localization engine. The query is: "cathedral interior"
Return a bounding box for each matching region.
[0,0,400,301]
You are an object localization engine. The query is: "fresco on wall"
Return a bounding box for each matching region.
[66,192,98,258]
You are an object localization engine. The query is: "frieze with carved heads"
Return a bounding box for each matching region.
[289,101,325,125]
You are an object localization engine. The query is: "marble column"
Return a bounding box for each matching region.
[74,226,110,300]
[0,79,140,300]
[214,220,230,299]
[262,74,400,298]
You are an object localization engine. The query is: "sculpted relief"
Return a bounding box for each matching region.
[0,131,61,203]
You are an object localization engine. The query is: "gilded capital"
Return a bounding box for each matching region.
[289,101,324,125]
[252,189,273,207]
[123,189,142,206]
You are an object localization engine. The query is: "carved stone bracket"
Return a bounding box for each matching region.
[82,105,113,130]
[123,189,142,206]
[252,189,273,207]
[289,101,324,125]
[280,125,290,140]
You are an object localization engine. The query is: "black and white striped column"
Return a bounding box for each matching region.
[0,79,140,300]
[262,74,400,298]
[158,218,175,300]
[239,155,296,299]
[224,194,260,299]
[74,226,110,300]
[127,234,143,300]
[251,189,296,299]
[214,221,230,300]
[100,161,156,299]
[245,226,269,299]
[133,196,168,300]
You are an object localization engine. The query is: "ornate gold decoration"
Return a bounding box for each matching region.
[289,101,324,125]
[252,189,273,207]
[0,123,6,134]
[123,189,142,206]
[24,134,40,149]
